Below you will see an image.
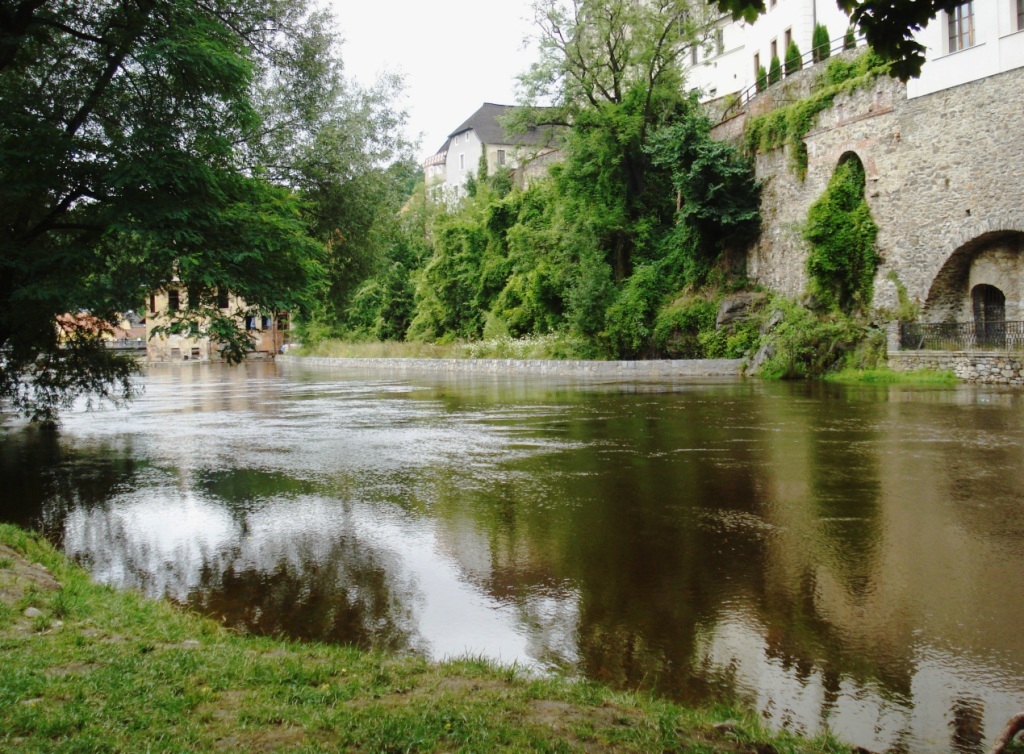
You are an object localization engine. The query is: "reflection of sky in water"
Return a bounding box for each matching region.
[5,362,1024,753]
[63,490,571,666]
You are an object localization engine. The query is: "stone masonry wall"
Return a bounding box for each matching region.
[889,351,1024,385]
[714,64,1024,314]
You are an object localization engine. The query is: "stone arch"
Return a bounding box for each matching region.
[923,220,1024,322]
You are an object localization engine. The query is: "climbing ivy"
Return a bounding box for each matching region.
[803,157,879,312]
[744,49,889,178]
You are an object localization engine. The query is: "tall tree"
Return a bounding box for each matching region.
[0,0,405,420]
[519,0,713,281]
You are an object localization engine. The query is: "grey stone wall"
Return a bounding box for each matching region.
[889,351,1024,385]
[282,356,743,379]
[718,64,1024,317]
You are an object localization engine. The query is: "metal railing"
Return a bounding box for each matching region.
[899,321,1024,351]
[719,32,866,121]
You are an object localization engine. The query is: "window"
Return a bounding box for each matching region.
[245,316,256,331]
[149,293,156,313]
[948,2,975,51]
[261,316,272,330]
[167,289,179,312]
[497,149,506,166]
[753,52,760,77]
[769,0,776,8]
[784,28,792,50]
[770,39,778,60]
[459,153,465,170]
[278,314,290,331]
[1018,0,1024,31]
[715,28,724,55]
[691,45,698,65]
[217,288,229,309]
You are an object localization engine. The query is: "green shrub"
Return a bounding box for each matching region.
[768,55,782,85]
[844,26,857,50]
[785,41,802,76]
[756,64,769,93]
[812,24,831,63]
[757,301,866,379]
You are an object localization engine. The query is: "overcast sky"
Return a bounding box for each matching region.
[326,1,540,162]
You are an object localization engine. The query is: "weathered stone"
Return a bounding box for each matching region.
[716,292,767,328]
[23,607,45,619]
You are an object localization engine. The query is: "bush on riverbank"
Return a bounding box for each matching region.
[0,524,852,753]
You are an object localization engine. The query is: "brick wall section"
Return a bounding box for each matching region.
[713,64,1024,318]
[889,351,1024,385]
[282,356,743,378]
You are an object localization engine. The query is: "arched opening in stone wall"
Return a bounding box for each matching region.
[836,150,864,174]
[922,231,1024,323]
[972,284,1006,347]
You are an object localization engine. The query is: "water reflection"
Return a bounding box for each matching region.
[2,363,1023,753]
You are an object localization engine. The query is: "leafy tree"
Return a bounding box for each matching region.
[0,0,406,419]
[812,23,831,63]
[768,55,783,85]
[709,0,964,79]
[785,40,803,76]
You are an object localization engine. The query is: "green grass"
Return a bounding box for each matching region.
[824,367,959,384]
[0,524,853,753]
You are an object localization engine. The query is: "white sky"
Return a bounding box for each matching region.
[326,1,540,162]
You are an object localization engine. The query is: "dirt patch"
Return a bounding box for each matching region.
[45,662,102,678]
[0,544,61,603]
[214,726,304,752]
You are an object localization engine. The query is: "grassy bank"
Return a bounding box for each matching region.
[0,524,851,753]
[823,367,958,385]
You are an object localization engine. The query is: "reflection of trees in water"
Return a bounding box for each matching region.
[62,498,421,652]
[186,536,417,651]
[0,428,141,543]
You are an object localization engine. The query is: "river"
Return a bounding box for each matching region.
[2,361,1023,753]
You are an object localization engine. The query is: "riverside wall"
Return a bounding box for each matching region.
[282,356,744,379]
[713,62,1024,319]
[889,351,1024,385]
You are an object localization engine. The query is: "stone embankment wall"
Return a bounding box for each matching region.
[283,356,743,378]
[713,62,1024,316]
[889,352,1024,385]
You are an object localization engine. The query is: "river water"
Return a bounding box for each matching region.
[2,362,1023,753]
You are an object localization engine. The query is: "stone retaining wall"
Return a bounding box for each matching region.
[282,356,744,379]
[889,351,1024,385]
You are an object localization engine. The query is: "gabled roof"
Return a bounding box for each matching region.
[448,103,557,147]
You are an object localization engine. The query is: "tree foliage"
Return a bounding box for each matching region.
[0,0,408,419]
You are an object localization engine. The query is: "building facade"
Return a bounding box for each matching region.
[423,103,560,199]
[145,287,288,362]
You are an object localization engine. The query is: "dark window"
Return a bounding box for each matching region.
[149,293,156,313]
[278,314,290,331]
[784,28,792,50]
[973,284,1006,347]
[753,52,760,77]
[245,316,256,331]
[691,45,698,65]
[770,39,778,60]
[497,149,506,166]
[191,347,201,359]
[217,288,229,309]
[167,289,179,312]
[1018,0,1024,31]
[948,3,975,52]
[261,316,272,330]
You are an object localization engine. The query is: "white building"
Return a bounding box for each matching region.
[423,103,560,199]
[687,0,1024,104]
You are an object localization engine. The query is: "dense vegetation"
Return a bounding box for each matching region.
[304,0,761,362]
